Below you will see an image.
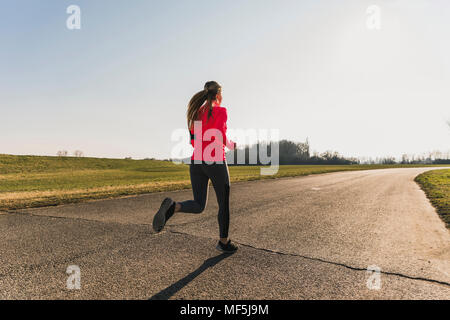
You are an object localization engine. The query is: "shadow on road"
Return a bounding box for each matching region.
[149,252,235,300]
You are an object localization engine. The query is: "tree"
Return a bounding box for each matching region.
[57,150,68,157]
[296,139,310,161]
[73,150,84,157]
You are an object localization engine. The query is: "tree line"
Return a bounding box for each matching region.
[225,140,450,165]
[226,140,359,165]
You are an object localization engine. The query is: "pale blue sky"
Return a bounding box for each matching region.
[1,0,449,159]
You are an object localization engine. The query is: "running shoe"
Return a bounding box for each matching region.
[216,240,238,253]
[152,198,175,232]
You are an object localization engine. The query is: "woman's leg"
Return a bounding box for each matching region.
[177,163,209,214]
[203,163,231,242]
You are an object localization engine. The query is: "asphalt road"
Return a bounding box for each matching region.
[0,167,449,299]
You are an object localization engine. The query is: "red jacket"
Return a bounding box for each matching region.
[190,104,235,162]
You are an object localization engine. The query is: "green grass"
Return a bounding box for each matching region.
[415,169,450,228]
[0,154,448,210]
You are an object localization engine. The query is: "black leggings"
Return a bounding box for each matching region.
[179,162,230,239]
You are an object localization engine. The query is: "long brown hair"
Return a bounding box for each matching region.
[187,81,222,130]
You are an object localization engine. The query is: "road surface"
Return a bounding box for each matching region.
[0,167,449,299]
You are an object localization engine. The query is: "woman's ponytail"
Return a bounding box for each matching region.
[187,81,222,130]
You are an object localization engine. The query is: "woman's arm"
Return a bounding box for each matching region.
[219,108,236,150]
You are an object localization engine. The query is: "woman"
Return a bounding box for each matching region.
[152,81,238,253]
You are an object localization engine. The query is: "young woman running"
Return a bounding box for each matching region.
[152,81,238,253]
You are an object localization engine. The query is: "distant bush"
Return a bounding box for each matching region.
[434,159,450,164]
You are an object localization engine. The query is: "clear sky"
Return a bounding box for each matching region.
[1,0,449,160]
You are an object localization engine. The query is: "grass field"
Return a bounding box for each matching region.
[415,169,450,228]
[0,154,448,210]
